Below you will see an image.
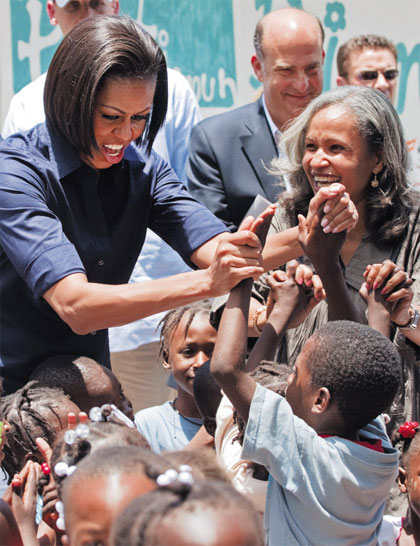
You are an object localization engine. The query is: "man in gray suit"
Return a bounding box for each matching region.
[187,8,325,231]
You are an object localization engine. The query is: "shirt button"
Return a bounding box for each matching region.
[98,259,104,266]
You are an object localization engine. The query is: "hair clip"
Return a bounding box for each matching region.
[156,465,193,488]
[35,493,43,525]
[398,421,418,439]
[89,404,135,428]
[55,500,66,531]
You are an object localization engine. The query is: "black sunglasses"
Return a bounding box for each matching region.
[357,69,399,81]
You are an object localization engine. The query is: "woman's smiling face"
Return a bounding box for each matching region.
[83,77,156,169]
[302,104,382,205]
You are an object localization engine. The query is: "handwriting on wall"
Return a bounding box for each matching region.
[5,0,420,181]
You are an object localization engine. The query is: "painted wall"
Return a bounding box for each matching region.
[1,0,419,181]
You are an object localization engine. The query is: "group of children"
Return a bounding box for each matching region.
[1,218,419,545]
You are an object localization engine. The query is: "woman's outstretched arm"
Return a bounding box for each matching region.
[43,229,265,335]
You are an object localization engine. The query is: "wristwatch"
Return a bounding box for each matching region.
[396,306,420,330]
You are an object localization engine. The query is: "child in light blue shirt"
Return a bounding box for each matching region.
[135,302,215,452]
[211,206,401,546]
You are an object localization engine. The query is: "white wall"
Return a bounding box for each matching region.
[1,0,419,181]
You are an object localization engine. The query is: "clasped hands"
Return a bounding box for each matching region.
[209,183,357,295]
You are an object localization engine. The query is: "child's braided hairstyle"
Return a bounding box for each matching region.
[111,479,263,546]
[0,381,72,480]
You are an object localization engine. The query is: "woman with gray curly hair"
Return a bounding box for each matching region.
[258,85,419,425]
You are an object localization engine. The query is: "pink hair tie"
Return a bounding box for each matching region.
[398,421,418,439]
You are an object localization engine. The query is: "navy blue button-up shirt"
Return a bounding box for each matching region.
[0,123,226,392]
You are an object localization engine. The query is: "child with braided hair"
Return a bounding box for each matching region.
[50,418,150,497]
[379,421,420,545]
[110,477,263,546]
[0,381,79,481]
[134,301,217,453]
[59,445,173,546]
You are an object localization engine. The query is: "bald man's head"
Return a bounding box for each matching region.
[251,8,324,130]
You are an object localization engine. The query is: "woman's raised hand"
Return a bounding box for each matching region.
[360,260,414,326]
[207,205,277,295]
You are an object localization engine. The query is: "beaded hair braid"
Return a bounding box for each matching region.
[112,478,263,546]
[0,381,68,480]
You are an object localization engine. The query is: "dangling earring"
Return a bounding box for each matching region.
[371,172,379,188]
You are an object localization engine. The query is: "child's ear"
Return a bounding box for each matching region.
[162,349,171,369]
[311,387,331,414]
[397,467,407,494]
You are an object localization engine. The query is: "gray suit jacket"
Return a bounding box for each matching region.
[187,98,284,231]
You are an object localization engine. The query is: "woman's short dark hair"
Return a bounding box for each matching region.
[44,15,167,156]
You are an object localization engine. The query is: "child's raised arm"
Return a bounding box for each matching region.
[246,261,324,374]
[210,205,277,422]
[297,209,359,323]
[210,278,256,423]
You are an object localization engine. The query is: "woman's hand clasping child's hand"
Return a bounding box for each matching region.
[360,260,414,326]
[266,261,325,330]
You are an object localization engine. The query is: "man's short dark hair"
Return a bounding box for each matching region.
[307,321,401,431]
[337,34,398,77]
[44,15,167,156]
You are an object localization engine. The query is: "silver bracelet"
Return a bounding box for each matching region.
[396,306,419,331]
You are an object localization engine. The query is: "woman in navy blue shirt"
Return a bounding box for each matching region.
[0,16,266,392]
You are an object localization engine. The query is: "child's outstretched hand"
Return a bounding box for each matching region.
[241,203,277,249]
[3,460,39,545]
[266,261,325,329]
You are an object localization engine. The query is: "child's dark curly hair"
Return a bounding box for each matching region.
[307,321,401,432]
[111,479,263,546]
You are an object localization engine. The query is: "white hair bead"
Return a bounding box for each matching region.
[89,406,103,422]
[75,423,90,438]
[156,474,171,487]
[54,462,69,477]
[56,517,66,531]
[64,429,76,445]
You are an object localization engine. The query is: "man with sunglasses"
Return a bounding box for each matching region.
[336,34,398,103]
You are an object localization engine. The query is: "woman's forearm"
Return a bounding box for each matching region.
[262,227,302,271]
[43,270,217,335]
[43,230,265,334]
[315,262,360,323]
